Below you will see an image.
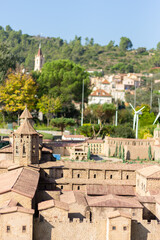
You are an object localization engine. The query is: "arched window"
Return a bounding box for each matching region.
[77,186,80,190]
[77,174,80,178]
[110,175,112,179]
[94,174,96,178]
[126,175,129,179]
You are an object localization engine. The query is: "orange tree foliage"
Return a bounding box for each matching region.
[0,72,37,113]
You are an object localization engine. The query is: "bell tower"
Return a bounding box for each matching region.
[34,43,44,71]
[13,108,40,166]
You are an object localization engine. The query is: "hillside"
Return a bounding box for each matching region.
[0,25,159,73]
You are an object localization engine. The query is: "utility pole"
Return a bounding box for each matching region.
[115,92,118,126]
[150,78,153,110]
[81,79,84,126]
[134,82,136,109]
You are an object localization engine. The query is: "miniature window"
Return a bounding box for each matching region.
[23,143,26,154]
[6,226,10,233]
[110,175,112,179]
[61,186,63,190]
[94,174,96,178]
[22,226,26,233]
[16,145,19,154]
[123,226,127,231]
[77,186,80,190]
[112,226,116,230]
[126,175,129,180]
[77,174,80,178]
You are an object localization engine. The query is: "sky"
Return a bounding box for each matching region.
[0,0,160,49]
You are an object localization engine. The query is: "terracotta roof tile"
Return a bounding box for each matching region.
[87,139,104,143]
[38,199,69,211]
[60,191,88,206]
[137,165,160,179]
[107,210,132,219]
[0,206,34,214]
[0,167,39,198]
[86,194,142,208]
[12,168,39,198]
[63,135,85,139]
[137,195,155,203]
[87,185,135,196]
[102,80,110,84]
[90,89,111,97]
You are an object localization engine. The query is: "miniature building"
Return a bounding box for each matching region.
[1,107,160,239]
[13,119,40,166]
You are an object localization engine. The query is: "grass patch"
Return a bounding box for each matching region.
[39,132,53,140]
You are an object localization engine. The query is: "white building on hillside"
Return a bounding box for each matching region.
[88,89,112,105]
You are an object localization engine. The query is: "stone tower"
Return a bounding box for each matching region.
[34,43,44,71]
[13,109,40,166]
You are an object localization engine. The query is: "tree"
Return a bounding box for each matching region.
[148,145,152,160]
[51,117,76,134]
[118,144,122,159]
[115,143,118,157]
[0,72,37,121]
[119,37,133,51]
[122,146,125,162]
[112,125,135,138]
[87,147,91,160]
[37,60,91,103]
[157,42,160,51]
[37,95,62,126]
[89,103,116,138]
[0,43,17,82]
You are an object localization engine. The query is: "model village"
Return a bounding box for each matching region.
[1,46,160,240]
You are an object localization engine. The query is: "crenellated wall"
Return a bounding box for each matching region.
[34,218,107,240]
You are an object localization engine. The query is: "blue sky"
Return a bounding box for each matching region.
[0,0,160,49]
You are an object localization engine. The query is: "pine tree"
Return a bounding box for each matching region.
[148,145,152,161]
[115,143,118,157]
[87,147,91,160]
[122,146,125,162]
[108,148,111,157]
[118,144,122,159]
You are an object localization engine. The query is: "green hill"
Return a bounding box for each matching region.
[0,25,159,73]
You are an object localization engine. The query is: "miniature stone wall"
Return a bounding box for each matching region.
[131,220,160,240]
[34,218,106,240]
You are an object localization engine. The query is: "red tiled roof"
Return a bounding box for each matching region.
[37,47,43,56]
[102,80,110,84]
[38,199,69,211]
[107,210,131,219]
[86,194,143,208]
[87,185,135,196]
[63,135,85,139]
[0,206,34,215]
[87,139,104,143]
[0,167,39,198]
[90,89,111,97]
[60,191,88,206]
[137,165,160,179]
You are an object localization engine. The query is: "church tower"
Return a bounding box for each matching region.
[13,109,40,166]
[34,43,44,71]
